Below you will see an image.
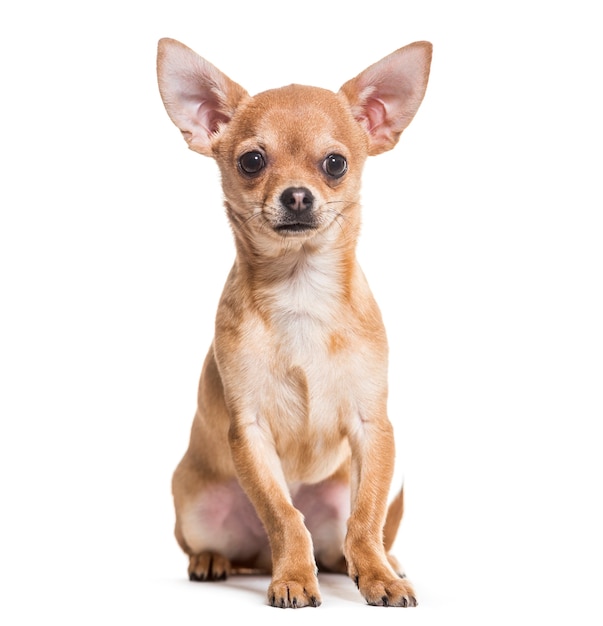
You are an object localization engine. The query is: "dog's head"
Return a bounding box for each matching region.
[157,39,431,254]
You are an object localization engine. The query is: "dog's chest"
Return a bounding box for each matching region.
[222,254,385,481]
[268,252,341,335]
[260,255,368,417]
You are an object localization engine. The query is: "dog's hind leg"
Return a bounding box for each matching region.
[187,551,232,581]
[173,467,272,581]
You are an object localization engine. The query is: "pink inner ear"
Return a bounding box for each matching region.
[197,101,230,135]
[362,97,388,133]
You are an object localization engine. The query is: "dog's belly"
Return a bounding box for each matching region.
[182,477,351,565]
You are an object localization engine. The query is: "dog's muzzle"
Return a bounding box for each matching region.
[275,187,318,233]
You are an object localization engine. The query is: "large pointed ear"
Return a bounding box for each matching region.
[156,38,249,156]
[339,42,432,155]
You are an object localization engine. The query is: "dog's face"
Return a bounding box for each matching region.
[212,85,369,249]
[157,38,432,256]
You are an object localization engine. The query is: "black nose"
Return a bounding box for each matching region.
[280,187,314,212]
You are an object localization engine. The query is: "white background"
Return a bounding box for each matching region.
[1,1,602,624]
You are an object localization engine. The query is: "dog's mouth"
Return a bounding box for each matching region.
[274,222,318,234]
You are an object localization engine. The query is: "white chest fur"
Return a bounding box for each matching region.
[266,248,343,351]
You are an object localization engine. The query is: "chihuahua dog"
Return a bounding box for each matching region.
[157,38,431,608]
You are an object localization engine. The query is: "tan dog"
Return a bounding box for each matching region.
[156,38,432,608]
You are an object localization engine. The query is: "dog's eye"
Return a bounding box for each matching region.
[322,154,347,179]
[239,151,265,175]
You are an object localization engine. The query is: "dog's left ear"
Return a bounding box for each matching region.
[339,42,432,155]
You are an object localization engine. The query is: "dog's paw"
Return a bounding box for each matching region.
[357,578,417,607]
[188,551,231,581]
[267,576,322,608]
[355,573,417,607]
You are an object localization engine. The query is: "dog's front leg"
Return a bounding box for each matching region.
[345,412,417,607]
[229,419,321,608]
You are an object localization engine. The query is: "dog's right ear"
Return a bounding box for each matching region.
[157,38,249,156]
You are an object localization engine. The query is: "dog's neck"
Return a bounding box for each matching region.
[231,229,359,327]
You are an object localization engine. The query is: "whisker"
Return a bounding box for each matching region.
[231,201,275,234]
[226,198,358,249]
[321,200,357,232]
